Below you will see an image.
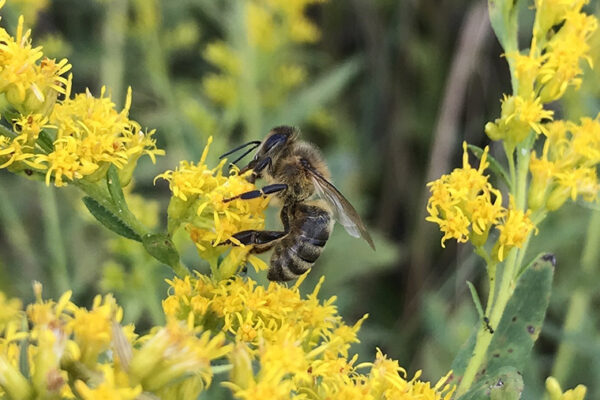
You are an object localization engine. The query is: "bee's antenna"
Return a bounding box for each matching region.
[219,141,261,160]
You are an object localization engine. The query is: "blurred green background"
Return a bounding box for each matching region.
[0,0,599,398]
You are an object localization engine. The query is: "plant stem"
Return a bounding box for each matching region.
[40,186,70,294]
[551,209,600,382]
[456,247,520,396]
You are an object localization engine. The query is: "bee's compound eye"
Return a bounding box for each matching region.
[263,133,286,153]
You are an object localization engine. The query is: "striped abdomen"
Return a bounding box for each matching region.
[267,201,334,281]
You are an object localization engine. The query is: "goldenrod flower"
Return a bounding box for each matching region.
[68,294,123,367]
[0,293,22,333]
[156,137,269,277]
[536,8,597,102]
[0,16,70,114]
[128,320,231,392]
[529,118,600,211]
[545,376,587,400]
[494,197,536,262]
[74,364,142,400]
[485,95,553,145]
[36,86,163,186]
[427,143,504,247]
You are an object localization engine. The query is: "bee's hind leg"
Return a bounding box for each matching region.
[218,230,286,253]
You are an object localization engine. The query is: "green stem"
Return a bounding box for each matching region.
[101,0,127,106]
[514,136,533,210]
[505,142,516,190]
[40,186,70,294]
[551,209,600,382]
[171,262,190,278]
[475,246,497,315]
[456,247,521,396]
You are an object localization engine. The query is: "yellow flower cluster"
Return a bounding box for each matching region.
[0,5,163,187]
[427,143,535,260]
[529,118,600,210]
[163,274,455,400]
[0,285,231,400]
[202,0,324,108]
[156,137,270,278]
[485,1,596,145]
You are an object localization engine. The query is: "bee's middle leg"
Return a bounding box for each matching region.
[223,184,287,202]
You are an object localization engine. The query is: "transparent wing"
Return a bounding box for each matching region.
[306,165,376,250]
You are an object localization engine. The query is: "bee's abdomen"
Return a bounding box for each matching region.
[268,203,332,282]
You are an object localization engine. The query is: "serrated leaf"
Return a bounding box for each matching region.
[82,196,141,242]
[142,233,180,267]
[453,254,554,395]
[468,144,511,188]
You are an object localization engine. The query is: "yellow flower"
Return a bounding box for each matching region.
[0,293,22,333]
[0,16,70,114]
[545,377,587,400]
[494,198,536,262]
[68,294,123,367]
[128,320,231,392]
[202,73,238,106]
[485,95,553,145]
[156,137,269,277]
[529,117,600,210]
[36,86,163,186]
[74,364,142,400]
[427,143,503,247]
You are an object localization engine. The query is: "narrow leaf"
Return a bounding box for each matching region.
[467,281,485,321]
[82,196,141,242]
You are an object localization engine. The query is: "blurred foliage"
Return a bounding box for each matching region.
[0,0,599,398]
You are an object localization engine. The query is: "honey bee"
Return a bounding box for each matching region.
[220,126,375,281]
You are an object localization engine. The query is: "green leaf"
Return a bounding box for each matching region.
[266,57,362,128]
[467,281,485,321]
[142,233,181,268]
[38,130,55,153]
[458,367,523,400]
[82,196,142,242]
[468,144,510,188]
[455,254,554,398]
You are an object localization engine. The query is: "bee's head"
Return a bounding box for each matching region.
[253,126,298,161]
[220,126,299,181]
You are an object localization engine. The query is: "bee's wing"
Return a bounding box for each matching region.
[305,164,376,250]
